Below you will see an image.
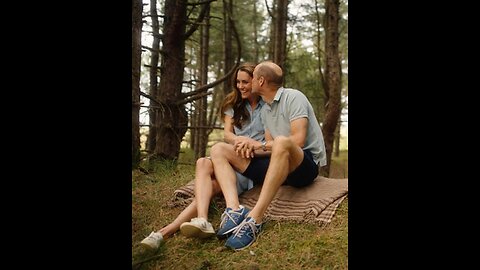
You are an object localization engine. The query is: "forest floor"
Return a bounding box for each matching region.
[132,149,348,270]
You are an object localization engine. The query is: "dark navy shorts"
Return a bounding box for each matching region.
[241,149,319,188]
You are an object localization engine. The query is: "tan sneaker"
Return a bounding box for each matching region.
[140,231,163,249]
[180,217,215,239]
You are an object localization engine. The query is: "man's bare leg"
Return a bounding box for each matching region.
[247,136,304,223]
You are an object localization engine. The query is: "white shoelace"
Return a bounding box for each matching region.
[147,231,162,241]
[191,217,208,228]
[231,219,258,239]
[219,210,240,228]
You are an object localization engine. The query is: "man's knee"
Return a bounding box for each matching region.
[272,136,294,152]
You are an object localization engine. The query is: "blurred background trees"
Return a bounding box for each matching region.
[132,0,348,177]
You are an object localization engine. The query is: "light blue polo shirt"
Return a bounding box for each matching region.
[261,87,326,166]
[224,99,266,143]
[225,99,265,192]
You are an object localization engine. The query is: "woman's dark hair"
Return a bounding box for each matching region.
[220,62,256,129]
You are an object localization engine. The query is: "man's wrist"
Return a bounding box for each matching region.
[261,141,267,151]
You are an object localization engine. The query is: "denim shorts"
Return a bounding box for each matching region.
[235,172,254,195]
[241,149,319,188]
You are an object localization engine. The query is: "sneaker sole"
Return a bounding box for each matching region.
[216,225,240,239]
[139,242,158,250]
[226,233,261,251]
[180,224,215,239]
[225,225,262,251]
[226,237,256,251]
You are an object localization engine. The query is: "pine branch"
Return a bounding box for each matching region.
[187,0,217,6]
[177,90,214,105]
[184,1,211,39]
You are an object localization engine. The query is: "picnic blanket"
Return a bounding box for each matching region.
[171,176,348,226]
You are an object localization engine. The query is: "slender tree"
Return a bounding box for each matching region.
[265,0,276,60]
[132,0,142,168]
[314,0,328,103]
[252,0,260,63]
[320,0,342,177]
[194,4,211,159]
[147,0,161,155]
[222,0,234,96]
[132,0,143,168]
[273,0,289,68]
[153,0,190,161]
[151,0,227,162]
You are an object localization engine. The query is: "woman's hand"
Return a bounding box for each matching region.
[234,137,257,158]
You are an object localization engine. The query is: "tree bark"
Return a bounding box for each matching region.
[252,1,259,63]
[320,0,342,177]
[153,0,189,162]
[132,0,143,168]
[222,0,233,96]
[147,0,160,154]
[195,5,210,159]
[273,0,288,69]
[266,0,276,60]
[334,120,340,157]
[314,0,328,106]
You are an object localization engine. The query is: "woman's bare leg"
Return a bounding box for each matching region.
[156,158,222,238]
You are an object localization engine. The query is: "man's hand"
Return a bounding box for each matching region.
[234,138,257,159]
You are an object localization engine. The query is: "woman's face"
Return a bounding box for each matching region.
[236,70,253,99]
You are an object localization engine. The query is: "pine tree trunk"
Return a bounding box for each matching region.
[191,100,198,151]
[334,121,340,157]
[273,0,288,68]
[153,0,188,161]
[222,0,233,96]
[147,0,160,154]
[314,0,328,105]
[267,0,276,60]
[194,6,210,159]
[132,0,143,168]
[252,1,259,63]
[198,5,210,158]
[320,0,342,177]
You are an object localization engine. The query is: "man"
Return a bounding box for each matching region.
[210,61,327,250]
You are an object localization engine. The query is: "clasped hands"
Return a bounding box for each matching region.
[233,137,258,159]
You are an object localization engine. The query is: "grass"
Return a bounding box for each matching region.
[132,149,348,270]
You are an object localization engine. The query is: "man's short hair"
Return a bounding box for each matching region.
[256,61,283,87]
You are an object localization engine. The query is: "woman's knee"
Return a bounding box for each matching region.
[196,157,212,166]
[210,142,229,157]
[196,157,213,174]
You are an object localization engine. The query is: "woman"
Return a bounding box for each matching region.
[140,62,266,249]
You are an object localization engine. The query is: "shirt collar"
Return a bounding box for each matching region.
[272,87,285,103]
[246,97,264,111]
[258,98,265,108]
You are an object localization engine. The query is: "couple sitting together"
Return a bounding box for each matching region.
[140,60,326,251]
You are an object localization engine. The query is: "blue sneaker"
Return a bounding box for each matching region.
[216,205,250,239]
[225,217,262,251]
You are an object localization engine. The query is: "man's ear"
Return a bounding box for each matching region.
[259,76,265,86]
